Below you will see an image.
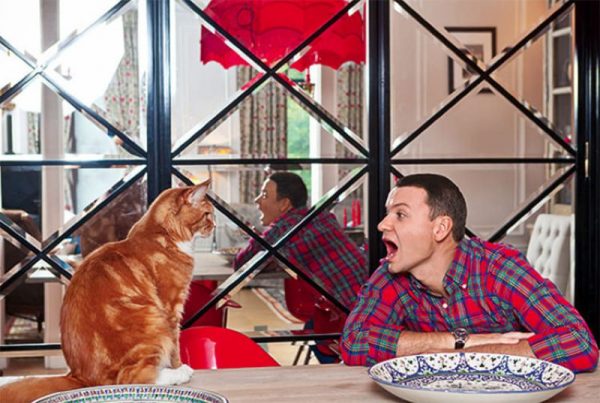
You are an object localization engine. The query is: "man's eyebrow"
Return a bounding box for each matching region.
[386,202,409,211]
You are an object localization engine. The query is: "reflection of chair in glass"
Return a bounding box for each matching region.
[2,209,44,334]
[179,326,280,369]
[284,278,345,364]
[312,297,347,362]
[526,214,573,301]
[182,280,241,327]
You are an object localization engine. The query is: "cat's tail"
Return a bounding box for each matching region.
[0,373,85,403]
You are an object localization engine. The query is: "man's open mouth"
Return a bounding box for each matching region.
[383,238,398,259]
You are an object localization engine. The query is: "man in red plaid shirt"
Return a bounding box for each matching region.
[341,173,598,372]
[235,172,368,362]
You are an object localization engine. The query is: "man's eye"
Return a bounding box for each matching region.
[396,212,406,219]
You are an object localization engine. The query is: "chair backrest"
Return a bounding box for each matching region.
[182,280,226,327]
[179,326,280,369]
[283,278,321,323]
[526,214,572,297]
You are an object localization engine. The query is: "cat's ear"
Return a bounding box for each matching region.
[186,179,211,207]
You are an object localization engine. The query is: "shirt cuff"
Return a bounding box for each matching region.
[367,324,403,365]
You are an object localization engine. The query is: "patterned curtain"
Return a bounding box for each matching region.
[102,10,141,147]
[26,112,40,153]
[74,10,146,254]
[336,64,364,142]
[336,63,364,221]
[237,66,287,203]
[63,113,77,213]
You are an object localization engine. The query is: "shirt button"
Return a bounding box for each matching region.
[442,302,448,309]
[461,284,467,289]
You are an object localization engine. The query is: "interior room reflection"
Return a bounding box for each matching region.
[0,0,577,371]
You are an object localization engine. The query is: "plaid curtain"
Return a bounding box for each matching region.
[336,63,364,215]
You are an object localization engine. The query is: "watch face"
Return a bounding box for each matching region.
[453,328,468,349]
[453,328,468,339]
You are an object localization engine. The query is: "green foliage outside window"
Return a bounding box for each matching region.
[287,69,312,198]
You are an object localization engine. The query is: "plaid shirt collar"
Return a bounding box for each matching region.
[269,207,308,228]
[407,238,471,296]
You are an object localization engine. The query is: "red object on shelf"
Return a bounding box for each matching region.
[200,0,365,71]
[356,199,361,226]
[343,207,348,227]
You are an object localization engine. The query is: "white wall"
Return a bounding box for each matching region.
[391,0,549,245]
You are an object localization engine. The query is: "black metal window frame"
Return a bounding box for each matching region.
[0,0,598,355]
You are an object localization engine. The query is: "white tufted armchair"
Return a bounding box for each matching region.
[526,214,574,302]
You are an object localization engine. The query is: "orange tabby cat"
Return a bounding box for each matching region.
[0,181,214,402]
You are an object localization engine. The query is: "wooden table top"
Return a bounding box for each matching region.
[187,364,600,402]
[0,364,597,402]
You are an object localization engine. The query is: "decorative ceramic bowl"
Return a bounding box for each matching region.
[369,352,574,403]
[33,384,228,403]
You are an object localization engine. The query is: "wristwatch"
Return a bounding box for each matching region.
[452,327,469,350]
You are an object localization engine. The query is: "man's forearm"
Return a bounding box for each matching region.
[396,331,454,356]
[462,339,535,357]
[396,331,534,357]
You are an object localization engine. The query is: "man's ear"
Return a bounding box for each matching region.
[433,215,453,242]
[279,197,293,213]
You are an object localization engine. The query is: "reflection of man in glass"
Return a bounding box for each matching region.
[235,172,368,307]
[234,172,368,361]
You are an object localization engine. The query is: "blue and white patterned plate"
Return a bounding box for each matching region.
[369,353,574,403]
[33,384,228,403]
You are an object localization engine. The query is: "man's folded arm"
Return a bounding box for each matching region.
[495,257,599,372]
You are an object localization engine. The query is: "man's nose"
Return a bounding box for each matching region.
[377,214,391,232]
[254,194,261,204]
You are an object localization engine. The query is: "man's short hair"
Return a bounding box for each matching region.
[395,173,467,242]
[269,172,308,209]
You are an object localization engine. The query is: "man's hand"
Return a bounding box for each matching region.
[466,331,534,348]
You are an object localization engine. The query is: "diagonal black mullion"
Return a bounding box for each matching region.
[488,165,576,242]
[0,36,39,70]
[0,169,146,294]
[271,0,362,71]
[171,73,271,157]
[39,167,147,257]
[0,220,41,257]
[224,168,367,313]
[392,0,575,157]
[40,0,132,69]
[176,165,366,290]
[390,166,478,238]
[38,254,74,282]
[182,0,268,70]
[177,0,367,158]
[0,70,40,106]
[484,81,575,156]
[39,71,146,158]
[485,0,574,77]
[0,257,42,297]
[273,74,369,157]
[175,167,367,326]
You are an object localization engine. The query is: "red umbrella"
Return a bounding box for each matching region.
[199,0,365,71]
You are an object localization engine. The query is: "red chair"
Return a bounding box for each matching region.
[283,278,321,323]
[179,326,280,369]
[182,280,241,327]
[313,297,347,362]
[284,278,345,364]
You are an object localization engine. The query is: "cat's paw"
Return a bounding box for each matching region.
[156,364,194,385]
